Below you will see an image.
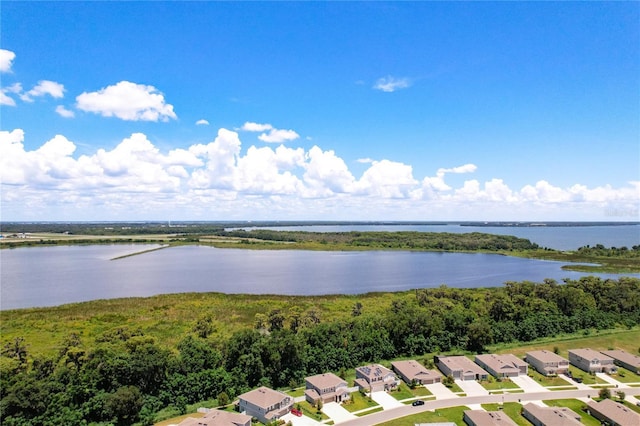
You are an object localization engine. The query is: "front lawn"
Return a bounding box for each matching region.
[341,391,379,413]
[295,400,329,421]
[479,378,520,391]
[377,405,469,426]
[389,382,433,401]
[481,403,529,426]
[611,367,640,383]
[567,366,606,385]
[526,368,574,387]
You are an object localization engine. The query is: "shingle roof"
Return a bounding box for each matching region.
[306,372,346,390]
[238,386,288,410]
[587,398,640,425]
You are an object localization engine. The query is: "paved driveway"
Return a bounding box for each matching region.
[455,380,488,396]
[370,391,403,409]
[425,382,458,399]
[510,375,549,392]
[322,401,357,424]
[596,372,627,388]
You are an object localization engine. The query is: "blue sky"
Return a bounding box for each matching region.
[1,2,638,221]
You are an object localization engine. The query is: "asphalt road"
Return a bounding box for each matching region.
[338,387,640,426]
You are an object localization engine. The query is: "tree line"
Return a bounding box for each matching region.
[1,276,639,425]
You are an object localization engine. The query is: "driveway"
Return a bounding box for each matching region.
[322,401,357,424]
[425,382,458,399]
[455,380,488,396]
[510,375,549,393]
[370,391,403,410]
[596,372,628,388]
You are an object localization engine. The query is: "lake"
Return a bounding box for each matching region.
[1,244,638,310]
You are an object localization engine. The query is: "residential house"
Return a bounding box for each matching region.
[304,372,350,404]
[474,354,528,378]
[354,364,399,392]
[568,348,617,373]
[177,410,251,426]
[521,402,581,426]
[587,398,640,426]
[600,349,640,374]
[237,386,293,424]
[436,356,489,381]
[391,360,443,385]
[525,350,570,376]
[463,409,518,426]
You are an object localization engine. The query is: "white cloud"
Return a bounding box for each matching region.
[0,83,23,106]
[0,49,16,73]
[196,119,209,126]
[21,80,65,102]
[55,105,75,118]
[2,129,639,221]
[241,121,300,143]
[76,81,177,122]
[241,122,273,132]
[373,76,411,92]
[258,128,300,143]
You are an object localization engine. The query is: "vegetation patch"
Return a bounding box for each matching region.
[341,391,379,412]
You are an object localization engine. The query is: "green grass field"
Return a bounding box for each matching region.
[377,405,469,426]
[341,391,379,413]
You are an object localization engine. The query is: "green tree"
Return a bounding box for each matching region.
[599,387,611,400]
[105,385,144,426]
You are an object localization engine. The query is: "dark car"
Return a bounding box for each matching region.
[412,400,425,406]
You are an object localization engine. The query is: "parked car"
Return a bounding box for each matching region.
[412,400,425,406]
[291,408,303,417]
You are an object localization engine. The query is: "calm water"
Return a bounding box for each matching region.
[1,244,638,310]
[234,224,640,251]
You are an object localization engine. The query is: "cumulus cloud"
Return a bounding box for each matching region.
[0,49,16,73]
[241,121,300,143]
[196,119,209,126]
[2,128,639,221]
[55,105,75,118]
[373,76,411,92]
[21,80,65,102]
[0,83,23,106]
[76,81,177,122]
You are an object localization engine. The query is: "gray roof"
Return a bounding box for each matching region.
[464,409,518,426]
[526,350,568,364]
[587,398,640,425]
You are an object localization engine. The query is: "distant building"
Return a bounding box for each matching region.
[436,356,489,381]
[522,402,581,426]
[177,410,251,426]
[474,354,528,378]
[568,348,617,373]
[463,409,518,426]
[600,349,640,374]
[587,398,640,426]
[304,372,350,404]
[354,364,399,392]
[525,350,570,376]
[391,360,443,385]
[237,386,293,424]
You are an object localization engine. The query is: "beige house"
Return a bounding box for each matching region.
[600,349,640,374]
[587,398,640,426]
[463,409,518,426]
[391,360,443,385]
[474,354,528,378]
[436,356,489,381]
[354,364,399,392]
[237,386,293,424]
[568,348,617,373]
[525,350,570,376]
[522,402,581,426]
[178,410,251,426]
[304,372,350,404]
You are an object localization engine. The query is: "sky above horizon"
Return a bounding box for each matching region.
[1,2,639,222]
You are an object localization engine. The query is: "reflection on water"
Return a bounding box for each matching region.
[1,244,637,310]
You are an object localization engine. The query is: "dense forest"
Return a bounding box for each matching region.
[2,276,639,426]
